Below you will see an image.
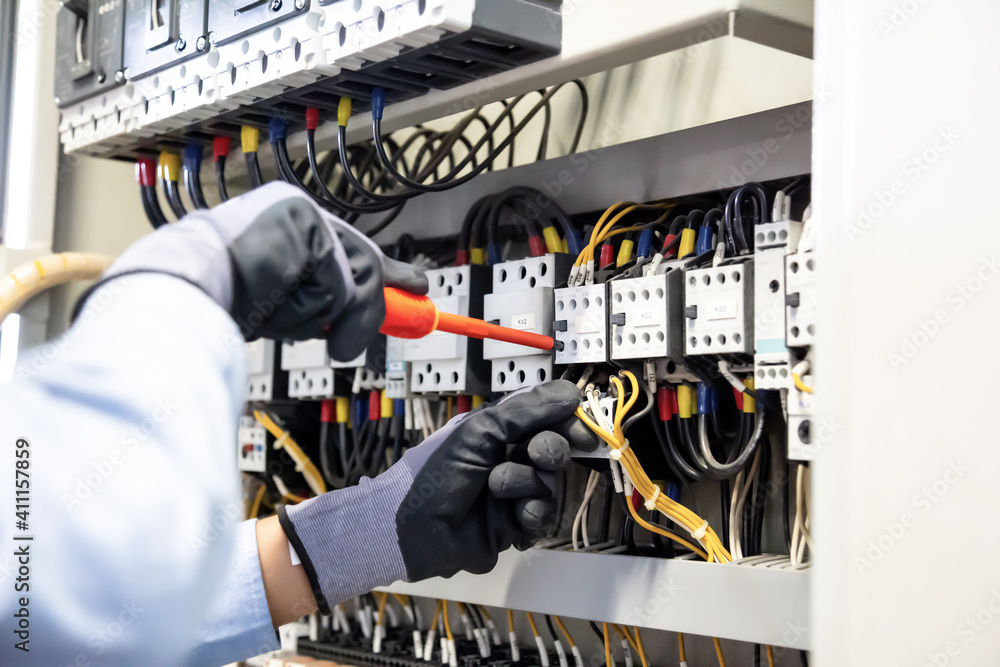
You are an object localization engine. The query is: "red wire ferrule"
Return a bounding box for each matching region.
[528,236,547,257]
[368,391,381,421]
[599,243,614,269]
[213,136,231,162]
[456,395,472,415]
[305,107,320,131]
[320,399,335,423]
[454,249,469,266]
[656,387,672,421]
[136,157,157,187]
[732,386,744,412]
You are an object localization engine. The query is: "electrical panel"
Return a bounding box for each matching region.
[54,0,127,107]
[483,254,572,392]
[402,265,490,395]
[683,262,754,356]
[57,0,563,157]
[608,270,684,362]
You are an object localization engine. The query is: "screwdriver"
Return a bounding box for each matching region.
[379,287,562,352]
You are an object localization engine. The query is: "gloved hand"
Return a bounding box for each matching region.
[277,380,599,614]
[74,181,426,361]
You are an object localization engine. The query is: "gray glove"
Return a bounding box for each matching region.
[277,380,599,615]
[74,182,426,361]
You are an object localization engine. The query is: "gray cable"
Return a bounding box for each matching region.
[696,410,766,479]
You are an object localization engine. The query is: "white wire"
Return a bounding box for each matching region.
[572,470,600,551]
[731,448,762,561]
[729,470,744,561]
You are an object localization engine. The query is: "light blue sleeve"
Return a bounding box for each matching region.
[0,274,278,665]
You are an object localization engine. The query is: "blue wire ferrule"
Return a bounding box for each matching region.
[268,117,288,144]
[637,228,655,258]
[182,145,203,172]
[372,87,386,120]
[696,384,712,415]
[565,229,583,255]
[394,399,406,416]
[487,244,503,266]
[696,226,714,255]
[666,482,681,502]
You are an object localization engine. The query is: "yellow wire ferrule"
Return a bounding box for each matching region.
[381,390,393,418]
[158,152,181,182]
[616,239,635,268]
[472,395,485,409]
[542,226,562,254]
[335,396,350,423]
[678,228,696,258]
[676,385,693,419]
[469,247,486,265]
[241,126,260,153]
[743,377,756,413]
[338,97,352,127]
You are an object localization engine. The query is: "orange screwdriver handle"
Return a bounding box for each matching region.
[380,286,439,338]
[379,287,558,352]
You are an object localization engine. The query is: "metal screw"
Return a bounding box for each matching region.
[96,71,106,83]
[270,0,282,11]
[208,31,217,45]
[175,37,186,52]
[294,0,305,9]
[196,36,207,51]
[54,97,61,105]
[114,69,125,84]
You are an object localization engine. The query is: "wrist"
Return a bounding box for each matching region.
[279,463,413,613]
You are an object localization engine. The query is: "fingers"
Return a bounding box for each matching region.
[526,431,572,470]
[383,257,429,295]
[514,497,558,535]
[549,415,601,452]
[489,462,550,499]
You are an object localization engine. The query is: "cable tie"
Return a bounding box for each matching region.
[689,520,710,541]
[610,439,631,461]
[644,484,660,510]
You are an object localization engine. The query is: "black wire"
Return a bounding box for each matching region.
[163,179,187,219]
[139,184,169,229]
[246,152,263,189]
[543,616,558,643]
[754,644,761,667]
[800,650,809,666]
[304,130,399,214]
[215,157,229,202]
[183,165,209,209]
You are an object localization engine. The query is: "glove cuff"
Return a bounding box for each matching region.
[279,463,412,614]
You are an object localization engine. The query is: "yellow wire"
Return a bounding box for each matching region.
[280,493,308,504]
[507,609,515,634]
[526,612,540,638]
[553,616,575,648]
[766,645,776,667]
[575,202,673,268]
[249,484,266,519]
[375,592,388,629]
[574,371,731,563]
[253,410,327,495]
[792,372,814,393]
[602,623,612,667]
[442,600,454,641]
[678,633,686,662]
[632,628,648,667]
[477,605,492,622]
[393,593,410,609]
[611,624,627,641]
[616,625,637,653]
[713,637,726,667]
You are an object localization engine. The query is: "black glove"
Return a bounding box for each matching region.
[75,182,426,361]
[278,380,599,613]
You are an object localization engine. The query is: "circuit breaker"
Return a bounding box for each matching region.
[54,0,127,107]
[554,283,609,365]
[281,340,379,399]
[753,220,803,389]
[608,270,684,362]
[122,0,208,79]
[246,338,279,401]
[237,415,267,473]
[402,265,490,395]
[785,253,816,348]
[684,262,754,356]
[483,254,572,392]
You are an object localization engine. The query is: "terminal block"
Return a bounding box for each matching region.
[383,336,409,400]
[402,265,490,395]
[237,415,267,473]
[608,271,683,362]
[753,220,803,389]
[281,340,373,399]
[246,338,285,401]
[684,262,754,356]
[483,254,572,392]
[554,284,609,365]
[785,253,816,349]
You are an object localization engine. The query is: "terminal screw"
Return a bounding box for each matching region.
[196,36,208,51]
[270,0,282,11]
